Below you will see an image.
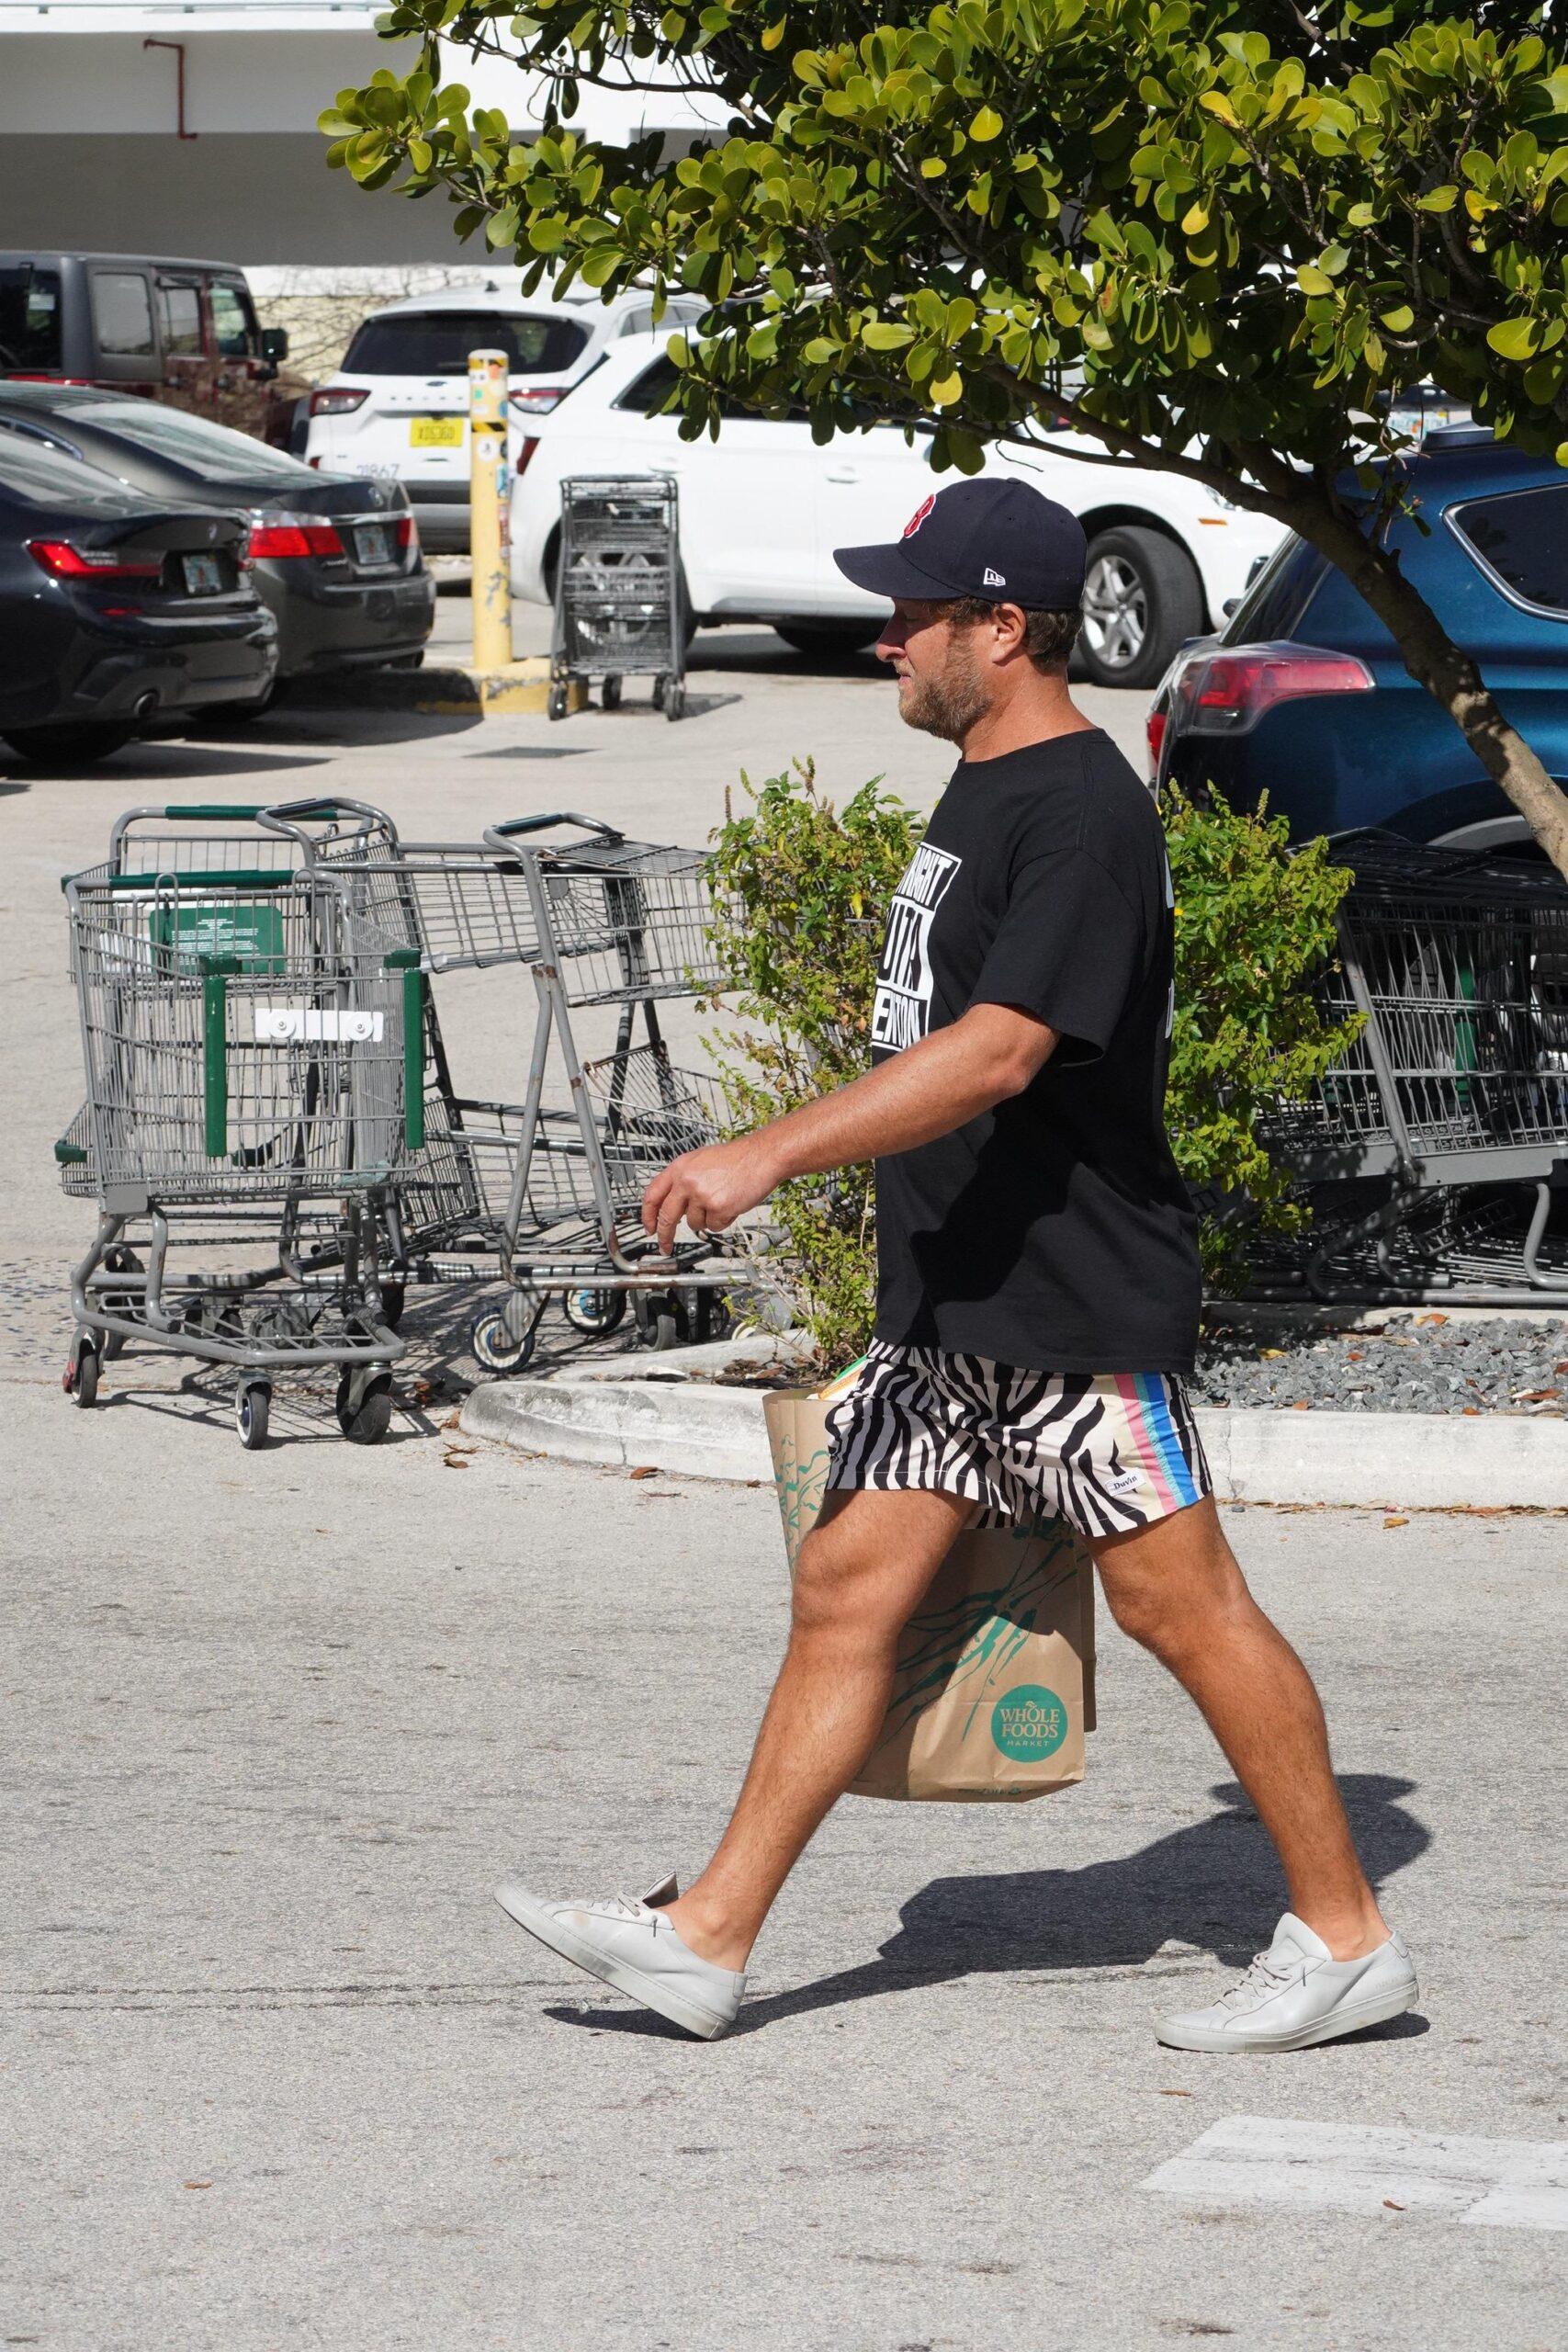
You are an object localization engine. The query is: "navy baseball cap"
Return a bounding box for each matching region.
[833,477,1087,607]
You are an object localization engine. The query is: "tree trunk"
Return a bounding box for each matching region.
[1292,499,1568,881]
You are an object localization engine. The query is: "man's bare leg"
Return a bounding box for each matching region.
[1089,1496,1387,1959]
[664,1486,972,1972]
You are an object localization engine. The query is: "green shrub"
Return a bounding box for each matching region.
[707,763,1359,1360]
[705,759,919,1367]
[1164,786,1362,1287]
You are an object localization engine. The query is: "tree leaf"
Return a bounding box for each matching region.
[1488,316,1540,361]
[969,106,1004,142]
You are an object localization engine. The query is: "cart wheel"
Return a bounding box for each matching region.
[68,1338,100,1408]
[547,684,570,723]
[663,679,685,722]
[562,1286,626,1337]
[602,675,623,712]
[651,673,667,711]
[635,1293,682,1351]
[336,1368,394,1444]
[236,1379,271,1450]
[378,1280,406,1334]
[469,1304,539,1375]
[693,1289,731,1343]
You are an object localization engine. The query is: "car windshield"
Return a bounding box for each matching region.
[1450,485,1568,617]
[0,429,145,512]
[342,311,591,378]
[1224,535,1326,642]
[0,264,62,371]
[71,399,315,486]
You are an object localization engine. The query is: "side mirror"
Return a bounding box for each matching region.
[260,326,289,363]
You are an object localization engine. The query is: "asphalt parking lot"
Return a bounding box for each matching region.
[5,626,1565,2349]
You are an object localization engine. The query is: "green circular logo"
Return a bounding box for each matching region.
[990,1683,1069,1761]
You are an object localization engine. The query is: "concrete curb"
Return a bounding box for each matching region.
[460,1374,1568,1509]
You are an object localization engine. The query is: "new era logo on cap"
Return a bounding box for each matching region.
[983,565,1007,588]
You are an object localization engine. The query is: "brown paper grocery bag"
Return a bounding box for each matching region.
[763,1389,1096,1804]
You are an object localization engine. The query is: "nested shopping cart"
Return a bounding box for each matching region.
[548,474,686,721]
[1259,831,1568,1302]
[59,799,425,1446]
[265,802,750,1370]
[459,811,748,1369]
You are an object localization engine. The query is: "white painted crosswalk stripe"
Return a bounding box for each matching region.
[1142,2114,1568,2232]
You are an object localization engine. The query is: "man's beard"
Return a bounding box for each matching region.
[897,645,989,741]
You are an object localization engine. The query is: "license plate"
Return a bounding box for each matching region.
[354,522,391,567]
[410,416,464,448]
[181,552,223,594]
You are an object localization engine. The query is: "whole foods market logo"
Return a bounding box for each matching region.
[990,1684,1068,1762]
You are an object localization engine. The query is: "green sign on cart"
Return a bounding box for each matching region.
[151,900,287,975]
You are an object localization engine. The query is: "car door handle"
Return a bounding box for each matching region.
[826,467,860,483]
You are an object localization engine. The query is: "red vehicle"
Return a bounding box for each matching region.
[0,251,299,446]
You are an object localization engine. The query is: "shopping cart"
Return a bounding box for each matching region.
[60,800,424,1445]
[463,812,748,1367]
[1260,831,1568,1302]
[548,474,686,721]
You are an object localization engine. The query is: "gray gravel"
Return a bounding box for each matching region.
[1192,1312,1568,1414]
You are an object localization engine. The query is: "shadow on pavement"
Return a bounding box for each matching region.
[0,741,332,783]
[543,1774,1430,2041]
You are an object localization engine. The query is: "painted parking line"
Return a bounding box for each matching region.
[1142,2115,1568,2232]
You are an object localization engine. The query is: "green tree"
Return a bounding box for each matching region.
[325,1,1568,870]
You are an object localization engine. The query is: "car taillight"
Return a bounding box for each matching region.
[247,514,345,560]
[1146,707,1167,772]
[395,513,418,551]
[1171,642,1375,735]
[309,386,369,418]
[510,387,563,415]
[27,538,162,582]
[517,437,538,478]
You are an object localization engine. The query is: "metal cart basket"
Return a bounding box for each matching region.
[549,473,686,721]
[459,812,748,1366]
[1261,831,1568,1301]
[59,801,423,1446]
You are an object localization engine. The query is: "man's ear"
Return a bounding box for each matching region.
[993,603,1030,662]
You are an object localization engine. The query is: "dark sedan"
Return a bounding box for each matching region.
[0,432,276,763]
[1150,436,1568,853]
[0,383,434,698]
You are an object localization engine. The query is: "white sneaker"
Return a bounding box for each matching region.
[494,1869,746,2041]
[1156,1912,1418,2052]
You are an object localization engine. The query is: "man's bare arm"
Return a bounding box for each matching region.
[642,1001,1059,1253]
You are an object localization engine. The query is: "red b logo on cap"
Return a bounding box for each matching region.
[902,493,935,540]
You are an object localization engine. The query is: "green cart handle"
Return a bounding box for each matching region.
[161,803,269,820]
[485,812,625,843]
[258,794,394,832]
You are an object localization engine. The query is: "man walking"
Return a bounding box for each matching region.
[497,479,1417,2052]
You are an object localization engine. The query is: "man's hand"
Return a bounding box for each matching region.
[641,1133,781,1254]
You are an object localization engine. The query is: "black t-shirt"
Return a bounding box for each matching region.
[869,729,1201,1374]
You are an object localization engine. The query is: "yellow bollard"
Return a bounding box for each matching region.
[468,347,512,671]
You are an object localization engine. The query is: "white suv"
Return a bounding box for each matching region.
[304,288,705,553]
[510,337,1283,685]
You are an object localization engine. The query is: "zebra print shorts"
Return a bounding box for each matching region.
[823,1340,1212,1542]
